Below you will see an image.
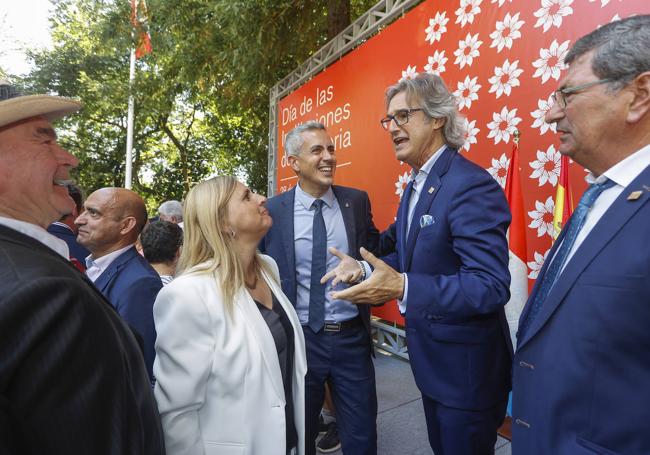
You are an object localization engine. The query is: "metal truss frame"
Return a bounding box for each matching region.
[267,0,423,195]
[371,317,408,360]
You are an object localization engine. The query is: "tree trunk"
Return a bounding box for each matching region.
[327,0,351,40]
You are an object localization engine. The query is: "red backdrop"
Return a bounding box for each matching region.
[275,0,649,324]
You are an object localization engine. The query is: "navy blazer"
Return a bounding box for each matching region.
[260,185,391,338]
[94,246,162,381]
[382,147,512,410]
[46,222,90,265]
[512,164,650,454]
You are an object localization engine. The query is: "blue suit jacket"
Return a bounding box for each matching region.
[512,164,650,455]
[46,223,90,265]
[260,185,392,338]
[94,247,162,381]
[383,147,512,410]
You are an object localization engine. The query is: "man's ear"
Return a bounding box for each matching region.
[120,216,138,236]
[627,72,650,124]
[288,155,300,173]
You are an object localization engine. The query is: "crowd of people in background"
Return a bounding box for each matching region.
[1,15,650,455]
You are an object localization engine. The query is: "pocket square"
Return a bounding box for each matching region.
[420,214,434,228]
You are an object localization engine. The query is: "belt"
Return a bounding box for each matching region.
[322,316,362,333]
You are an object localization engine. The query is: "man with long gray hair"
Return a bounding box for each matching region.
[324,73,512,455]
[512,15,650,454]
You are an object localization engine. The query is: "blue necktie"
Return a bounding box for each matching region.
[308,199,327,332]
[519,179,616,339]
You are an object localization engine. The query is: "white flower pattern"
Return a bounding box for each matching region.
[462,118,480,152]
[425,12,450,44]
[400,65,419,82]
[455,0,482,28]
[529,145,561,187]
[454,33,483,69]
[527,250,550,279]
[532,39,570,84]
[490,12,525,53]
[487,153,510,188]
[528,196,556,238]
[454,75,482,110]
[488,59,524,98]
[531,95,558,134]
[534,0,574,33]
[424,50,448,75]
[487,106,522,145]
[395,171,412,200]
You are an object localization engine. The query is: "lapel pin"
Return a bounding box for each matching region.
[345,202,350,208]
[428,187,435,194]
[627,190,643,201]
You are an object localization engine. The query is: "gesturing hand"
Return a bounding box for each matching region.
[328,247,404,305]
[320,247,364,286]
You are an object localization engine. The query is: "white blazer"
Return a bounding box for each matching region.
[153,254,307,455]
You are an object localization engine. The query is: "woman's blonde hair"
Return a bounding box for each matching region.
[177,175,270,315]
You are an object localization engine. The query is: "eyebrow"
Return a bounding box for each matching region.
[35,127,58,140]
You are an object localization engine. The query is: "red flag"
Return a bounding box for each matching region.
[131,0,152,59]
[552,155,574,240]
[503,134,528,349]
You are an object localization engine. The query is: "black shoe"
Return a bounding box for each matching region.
[317,422,341,453]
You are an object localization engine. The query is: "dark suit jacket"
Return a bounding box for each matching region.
[94,247,162,380]
[260,185,390,339]
[382,147,512,410]
[512,164,650,455]
[46,222,90,265]
[0,225,164,455]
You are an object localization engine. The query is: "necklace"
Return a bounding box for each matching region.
[245,274,258,289]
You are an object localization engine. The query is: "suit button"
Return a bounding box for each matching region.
[515,418,531,428]
[519,361,535,370]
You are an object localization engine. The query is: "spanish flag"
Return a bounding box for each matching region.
[552,155,574,240]
[131,0,152,59]
[503,134,528,349]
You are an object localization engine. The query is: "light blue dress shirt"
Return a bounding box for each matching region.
[293,183,359,324]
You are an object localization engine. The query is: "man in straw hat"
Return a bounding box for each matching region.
[0,81,164,454]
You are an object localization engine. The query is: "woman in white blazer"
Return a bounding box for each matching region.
[153,176,307,455]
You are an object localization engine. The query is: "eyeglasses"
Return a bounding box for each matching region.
[380,108,423,130]
[551,78,613,108]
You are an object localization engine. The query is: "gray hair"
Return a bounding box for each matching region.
[284,120,327,157]
[566,15,650,91]
[158,200,183,221]
[385,74,466,150]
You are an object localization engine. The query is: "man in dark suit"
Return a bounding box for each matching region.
[260,121,388,455]
[76,187,163,381]
[512,16,650,454]
[0,82,164,453]
[47,184,90,269]
[324,74,512,455]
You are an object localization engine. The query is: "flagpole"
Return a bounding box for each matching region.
[124,46,136,189]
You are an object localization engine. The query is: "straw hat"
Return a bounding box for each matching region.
[0,80,81,129]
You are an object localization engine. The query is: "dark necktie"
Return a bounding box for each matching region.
[308,199,327,332]
[519,179,616,339]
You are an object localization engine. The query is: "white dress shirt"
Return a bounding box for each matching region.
[0,216,69,258]
[85,244,135,282]
[559,144,650,273]
[399,144,447,313]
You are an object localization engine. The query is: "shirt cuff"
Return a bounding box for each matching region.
[397,273,408,314]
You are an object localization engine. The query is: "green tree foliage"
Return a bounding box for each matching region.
[18,0,375,210]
